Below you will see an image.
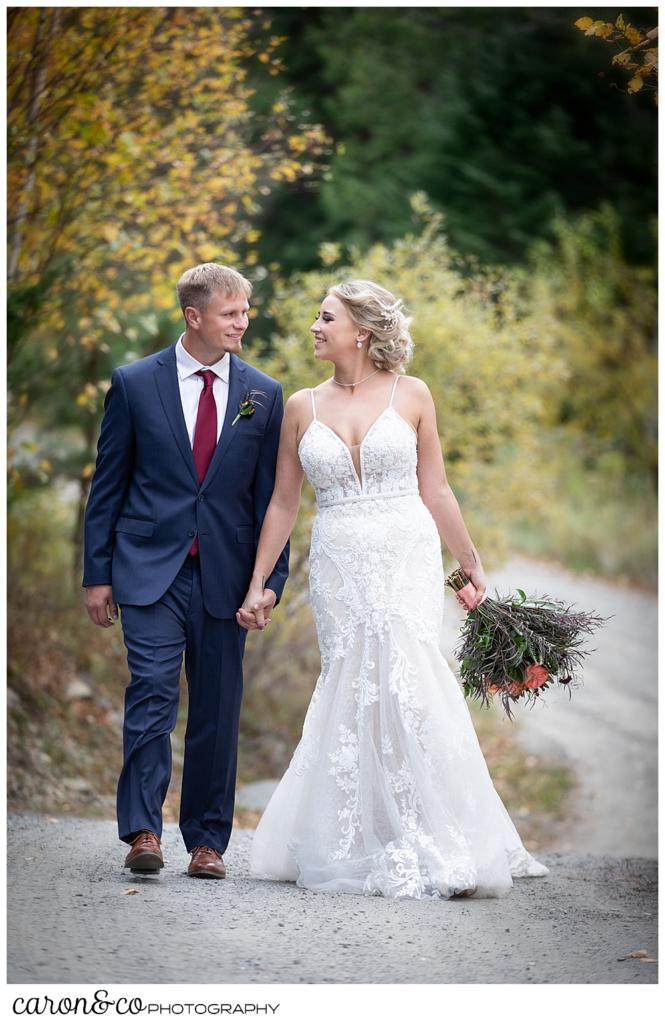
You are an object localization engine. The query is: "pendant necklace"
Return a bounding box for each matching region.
[333,368,380,393]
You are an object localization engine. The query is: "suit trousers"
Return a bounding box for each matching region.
[116,553,247,852]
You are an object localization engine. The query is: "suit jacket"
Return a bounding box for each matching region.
[82,342,289,618]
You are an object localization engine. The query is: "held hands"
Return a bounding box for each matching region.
[236,583,277,631]
[454,566,487,613]
[84,585,118,628]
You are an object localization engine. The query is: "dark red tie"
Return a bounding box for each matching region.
[190,369,217,556]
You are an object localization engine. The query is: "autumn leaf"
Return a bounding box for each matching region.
[575,11,657,105]
[590,21,615,39]
[624,26,645,47]
[612,50,633,67]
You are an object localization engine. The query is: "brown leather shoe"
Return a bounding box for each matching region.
[188,845,226,879]
[124,830,164,873]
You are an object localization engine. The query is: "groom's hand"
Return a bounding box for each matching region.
[84,585,118,628]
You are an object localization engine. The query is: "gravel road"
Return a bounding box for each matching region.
[7,556,658,986]
[7,814,657,985]
[241,557,659,859]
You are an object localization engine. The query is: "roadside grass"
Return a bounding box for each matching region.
[469,705,575,851]
[509,462,656,589]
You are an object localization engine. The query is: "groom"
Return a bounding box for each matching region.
[82,263,288,878]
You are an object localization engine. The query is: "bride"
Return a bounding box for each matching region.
[237,279,549,899]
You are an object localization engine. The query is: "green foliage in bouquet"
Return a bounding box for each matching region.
[446,569,608,719]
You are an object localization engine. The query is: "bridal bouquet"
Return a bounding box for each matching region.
[445,567,607,719]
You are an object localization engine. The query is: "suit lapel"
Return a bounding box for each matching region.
[154,344,199,487]
[201,353,248,491]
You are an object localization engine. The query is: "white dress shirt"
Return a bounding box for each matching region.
[175,335,230,445]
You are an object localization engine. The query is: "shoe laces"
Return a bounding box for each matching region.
[134,830,159,845]
[192,845,221,858]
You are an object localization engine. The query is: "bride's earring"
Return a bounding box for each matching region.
[356,339,363,348]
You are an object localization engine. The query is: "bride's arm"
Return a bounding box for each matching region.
[237,393,306,630]
[412,380,486,610]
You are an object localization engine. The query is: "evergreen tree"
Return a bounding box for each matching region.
[255,7,656,272]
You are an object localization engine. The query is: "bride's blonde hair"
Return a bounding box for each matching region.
[327,279,414,372]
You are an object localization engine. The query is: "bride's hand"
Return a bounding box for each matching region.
[236,582,265,631]
[454,567,487,612]
[236,582,276,631]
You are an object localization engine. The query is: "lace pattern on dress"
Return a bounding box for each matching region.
[250,378,550,898]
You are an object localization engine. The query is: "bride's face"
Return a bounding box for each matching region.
[310,295,363,361]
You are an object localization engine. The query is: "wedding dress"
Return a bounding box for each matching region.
[249,376,549,899]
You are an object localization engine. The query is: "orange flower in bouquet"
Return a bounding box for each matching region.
[488,664,551,697]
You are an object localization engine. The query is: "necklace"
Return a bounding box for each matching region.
[333,368,380,391]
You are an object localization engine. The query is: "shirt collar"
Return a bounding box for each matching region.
[175,335,230,383]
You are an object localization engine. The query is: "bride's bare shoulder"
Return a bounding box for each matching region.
[285,388,314,413]
[284,388,321,436]
[396,375,433,401]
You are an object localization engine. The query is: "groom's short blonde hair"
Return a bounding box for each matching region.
[176,263,252,314]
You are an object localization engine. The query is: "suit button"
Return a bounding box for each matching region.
[188,530,195,537]
[198,494,206,502]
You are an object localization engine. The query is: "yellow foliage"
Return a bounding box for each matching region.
[575,11,657,103]
[319,242,343,267]
[612,50,633,67]
[257,217,565,566]
[589,20,614,39]
[527,206,656,484]
[624,25,645,46]
[243,210,655,714]
[288,134,308,153]
[8,7,328,360]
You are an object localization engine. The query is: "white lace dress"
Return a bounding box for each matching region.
[250,377,549,899]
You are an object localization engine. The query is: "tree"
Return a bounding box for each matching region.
[250,7,656,273]
[8,7,326,383]
[528,205,657,487]
[260,201,567,560]
[575,13,658,102]
[7,6,327,576]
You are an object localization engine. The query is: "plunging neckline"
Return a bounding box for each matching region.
[298,406,418,492]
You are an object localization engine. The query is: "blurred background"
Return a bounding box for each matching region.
[7,7,657,855]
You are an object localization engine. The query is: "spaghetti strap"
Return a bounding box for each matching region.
[388,374,400,407]
[310,388,317,421]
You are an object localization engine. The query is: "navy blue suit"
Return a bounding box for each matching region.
[83,342,289,851]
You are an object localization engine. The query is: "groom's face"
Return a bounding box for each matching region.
[192,290,250,355]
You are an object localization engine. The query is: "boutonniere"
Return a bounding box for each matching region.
[231,389,266,426]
